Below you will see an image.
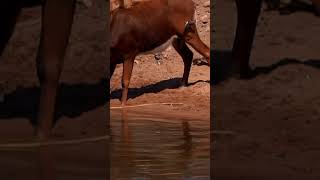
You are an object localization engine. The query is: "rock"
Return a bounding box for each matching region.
[154,53,162,60]
[203,1,210,8]
[200,15,208,24]
[154,53,164,65]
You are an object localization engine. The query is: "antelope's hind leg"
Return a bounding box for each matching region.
[232,0,262,78]
[172,37,193,86]
[183,22,210,66]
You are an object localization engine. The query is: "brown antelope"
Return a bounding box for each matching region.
[110,0,210,106]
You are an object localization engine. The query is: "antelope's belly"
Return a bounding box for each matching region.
[139,35,176,55]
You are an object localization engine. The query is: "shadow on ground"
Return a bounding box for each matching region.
[212,49,320,84]
[0,78,108,126]
[110,77,210,101]
[265,0,319,16]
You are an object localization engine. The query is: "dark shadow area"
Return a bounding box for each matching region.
[212,49,233,84]
[110,77,210,101]
[0,78,108,126]
[20,0,42,7]
[252,58,320,74]
[213,49,320,84]
[264,0,319,16]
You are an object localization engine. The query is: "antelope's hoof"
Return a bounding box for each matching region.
[121,101,127,108]
[36,131,49,142]
[180,80,188,87]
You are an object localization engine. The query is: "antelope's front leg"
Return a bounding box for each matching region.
[36,0,75,139]
[121,57,135,106]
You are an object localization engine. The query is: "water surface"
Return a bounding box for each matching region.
[110,107,210,180]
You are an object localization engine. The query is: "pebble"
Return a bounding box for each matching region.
[203,1,210,8]
[200,15,208,24]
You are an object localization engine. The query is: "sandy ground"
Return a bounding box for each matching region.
[213,0,320,179]
[110,0,211,115]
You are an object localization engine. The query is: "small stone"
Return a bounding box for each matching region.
[203,1,210,8]
[154,53,162,60]
[200,15,208,24]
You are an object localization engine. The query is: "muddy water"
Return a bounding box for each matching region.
[0,140,108,180]
[0,107,209,180]
[110,107,210,180]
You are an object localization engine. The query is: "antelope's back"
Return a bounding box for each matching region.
[110,0,175,54]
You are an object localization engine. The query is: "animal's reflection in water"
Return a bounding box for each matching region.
[36,109,208,180]
[121,109,130,143]
[119,108,192,148]
[111,109,209,179]
[36,140,110,180]
[38,145,55,180]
